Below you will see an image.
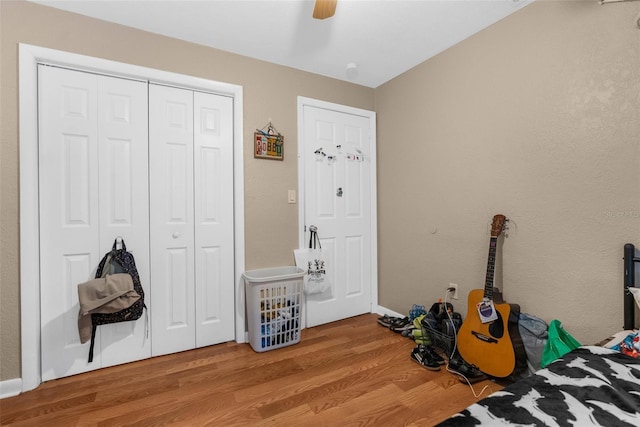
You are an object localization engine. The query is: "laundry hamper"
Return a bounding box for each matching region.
[242,266,305,352]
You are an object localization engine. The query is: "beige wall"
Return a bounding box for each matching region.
[0,0,374,381]
[2,0,639,385]
[376,0,640,344]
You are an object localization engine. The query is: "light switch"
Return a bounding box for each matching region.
[288,189,296,204]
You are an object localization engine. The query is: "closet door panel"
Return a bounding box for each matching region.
[39,64,237,380]
[39,65,102,380]
[194,92,235,347]
[97,75,151,367]
[149,84,196,356]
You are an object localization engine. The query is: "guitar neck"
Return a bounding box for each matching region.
[484,236,497,300]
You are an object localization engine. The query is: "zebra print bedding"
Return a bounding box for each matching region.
[437,346,640,426]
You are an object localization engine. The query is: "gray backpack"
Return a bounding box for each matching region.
[88,238,146,362]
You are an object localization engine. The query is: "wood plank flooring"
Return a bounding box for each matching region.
[0,314,502,426]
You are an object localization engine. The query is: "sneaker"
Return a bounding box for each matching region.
[377,314,397,328]
[448,357,487,382]
[425,346,445,365]
[401,326,416,338]
[389,317,412,333]
[410,346,441,371]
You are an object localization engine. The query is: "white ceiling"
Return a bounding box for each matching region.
[30,0,533,88]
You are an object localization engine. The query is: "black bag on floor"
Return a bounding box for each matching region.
[88,238,146,362]
[427,301,462,337]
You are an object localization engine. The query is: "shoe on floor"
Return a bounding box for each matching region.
[448,357,487,381]
[390,317,412,333]
[377,314,398,328]
[424,345,445,365]
[410,345,441,371]
[401,326,416,338]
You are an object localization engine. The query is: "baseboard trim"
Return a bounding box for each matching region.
[0,378,22,399]
[374,306,404,318]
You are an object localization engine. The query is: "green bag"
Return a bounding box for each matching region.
[540,319,581,368]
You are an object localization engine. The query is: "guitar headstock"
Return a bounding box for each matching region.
[491,214,507,237]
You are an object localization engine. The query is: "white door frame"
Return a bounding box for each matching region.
[296,96,378,327]
[18,44,245,392]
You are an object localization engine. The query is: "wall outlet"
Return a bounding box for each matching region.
[449,283,459,300]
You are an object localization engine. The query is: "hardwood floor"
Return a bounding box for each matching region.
[1,314,501,426]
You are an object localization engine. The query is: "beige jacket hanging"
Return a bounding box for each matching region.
[77,273,140,343]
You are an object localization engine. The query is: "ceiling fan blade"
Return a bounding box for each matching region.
[313,0,337,20]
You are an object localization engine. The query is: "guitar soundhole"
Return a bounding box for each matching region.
[489,312,504,339]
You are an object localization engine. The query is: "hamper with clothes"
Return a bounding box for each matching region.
[242,266,305,352]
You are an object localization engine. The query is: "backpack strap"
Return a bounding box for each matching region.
[145,305,149,340]
[112,236,126,252]
[88,323,98,363]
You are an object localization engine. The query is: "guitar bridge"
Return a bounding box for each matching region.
[472,331,498,344]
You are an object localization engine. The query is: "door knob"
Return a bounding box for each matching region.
[336,187,343,197]
[172,232,180,239]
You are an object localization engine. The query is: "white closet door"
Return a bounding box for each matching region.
[39,66,149,380]
[193,92,235,347]
[97,75,151,367]
[39,65,101,380]
[149,84,196,356]
[150,86,235,355]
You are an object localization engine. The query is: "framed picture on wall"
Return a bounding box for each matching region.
[254,128,284,160]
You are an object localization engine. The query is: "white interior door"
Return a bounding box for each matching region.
[39,65,150,380]
[149,85,236,355]
[39,65,100,380]
[299,99,377,327]
[97,73,151,368]
[149,84,196,356]
[193,92,236,347]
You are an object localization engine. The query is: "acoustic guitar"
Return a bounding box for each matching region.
[457,214,527,378]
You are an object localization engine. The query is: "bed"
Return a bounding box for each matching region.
[437,243,640,426]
